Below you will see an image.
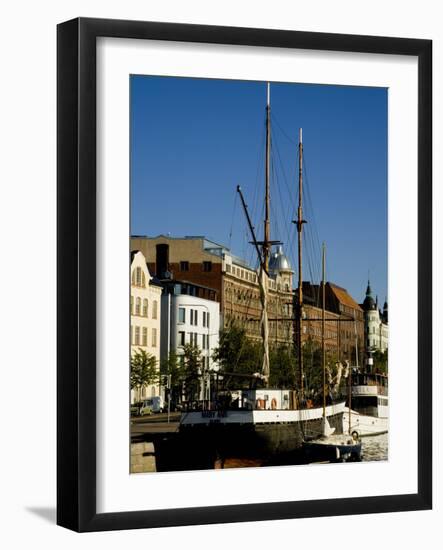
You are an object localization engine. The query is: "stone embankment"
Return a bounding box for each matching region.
[130,441,156,473]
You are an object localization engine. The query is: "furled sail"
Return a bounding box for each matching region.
[258,265,270,382]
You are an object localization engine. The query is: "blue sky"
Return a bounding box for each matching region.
[131,76,387,305]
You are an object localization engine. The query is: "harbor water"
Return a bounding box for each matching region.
[361,433,388,461]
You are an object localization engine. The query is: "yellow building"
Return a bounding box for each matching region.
[130,250,162,402]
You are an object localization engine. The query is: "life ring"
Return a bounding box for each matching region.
[271,398,277,410]
[351,430,359,440]
[256,398,265,410]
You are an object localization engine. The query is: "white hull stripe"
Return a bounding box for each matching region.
[180,402,346,425]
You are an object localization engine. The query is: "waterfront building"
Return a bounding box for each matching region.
[361,280,388,353]
[160,279,220,369]
[131,235,293,346]
[160,279,220,400]
[130,250,163,403]
[302,282,365,364]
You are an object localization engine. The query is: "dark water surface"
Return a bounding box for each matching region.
[361,433,389,462]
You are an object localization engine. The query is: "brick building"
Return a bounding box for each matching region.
[302,282,365,364]
[131,235,294,346]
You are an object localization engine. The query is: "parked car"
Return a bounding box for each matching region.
[130,402,142,416]
[140,396,164,414]
[139,400,154,416]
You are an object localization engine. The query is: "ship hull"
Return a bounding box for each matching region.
[165,402,346,469]
[343,407,388,437]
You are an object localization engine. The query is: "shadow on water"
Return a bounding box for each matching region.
[26,507,56,524]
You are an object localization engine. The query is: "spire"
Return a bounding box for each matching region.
[363,279,376,311]
[383,297,388,323]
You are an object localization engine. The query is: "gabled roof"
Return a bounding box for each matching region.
[328,283,362,311]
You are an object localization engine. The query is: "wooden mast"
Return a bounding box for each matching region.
[322,242,326,420]
[295,128,305,402]
[264,82,271,272]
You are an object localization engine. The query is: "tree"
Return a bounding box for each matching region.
[182,343,203,402]
[160,351,182,407]
[130,349,158,401]
[212,322,262,390]
[372,349,388,374]
[300,338,323,399]
[269,344,296,388]
[298,338,344,404]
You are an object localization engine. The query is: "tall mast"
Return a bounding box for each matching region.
[295,128,305,401]
[263,82,271,272]
[322,242,326,420]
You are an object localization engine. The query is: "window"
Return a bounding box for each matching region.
[130,325,133,344]
[152,328,157,347]
[143,299,148,317]
[132,267,146,288]
[142,327,148,346]
[130,295,134,315]
[226,264,231,273]
[190,309,198,326]
[152,300,158,319]
[135,326,140,346]
[202,261,212,272]
[135,297,141,316]
[206,312,210,327]
[178,307,186,323]
[178,331,185,346]
[180,261,189,271]
[202,311,206,327]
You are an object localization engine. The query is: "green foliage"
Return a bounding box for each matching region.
[212,324,350,401]
[301,338,323,397]
[372,349,388,374]
[298,339,344,402]
[269,345,296,388]
[182,343,202,402]
[130,349,158,400]
[212,322,262,389]
[160,351,182,405]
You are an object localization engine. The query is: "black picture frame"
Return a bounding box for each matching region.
[57,17,432,532]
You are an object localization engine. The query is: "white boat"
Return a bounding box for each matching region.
[342,369,388,437]
[303,431,361,463]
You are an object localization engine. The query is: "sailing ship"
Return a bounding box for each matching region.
[179,83,346,465]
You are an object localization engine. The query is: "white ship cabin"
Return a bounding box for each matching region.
[350,372,388,418]
[227,389,295,411]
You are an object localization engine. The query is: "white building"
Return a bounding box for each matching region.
[130,251,163,403]
[160,280,220,399]
[362,280,388,353]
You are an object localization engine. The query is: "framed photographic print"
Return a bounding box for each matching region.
[57,17,432,532]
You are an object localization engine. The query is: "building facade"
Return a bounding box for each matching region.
[130,251,163,403]
[302,282,365,364]
[362,281,388,353]
[131,235,293,346]
[160,280,220,401]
